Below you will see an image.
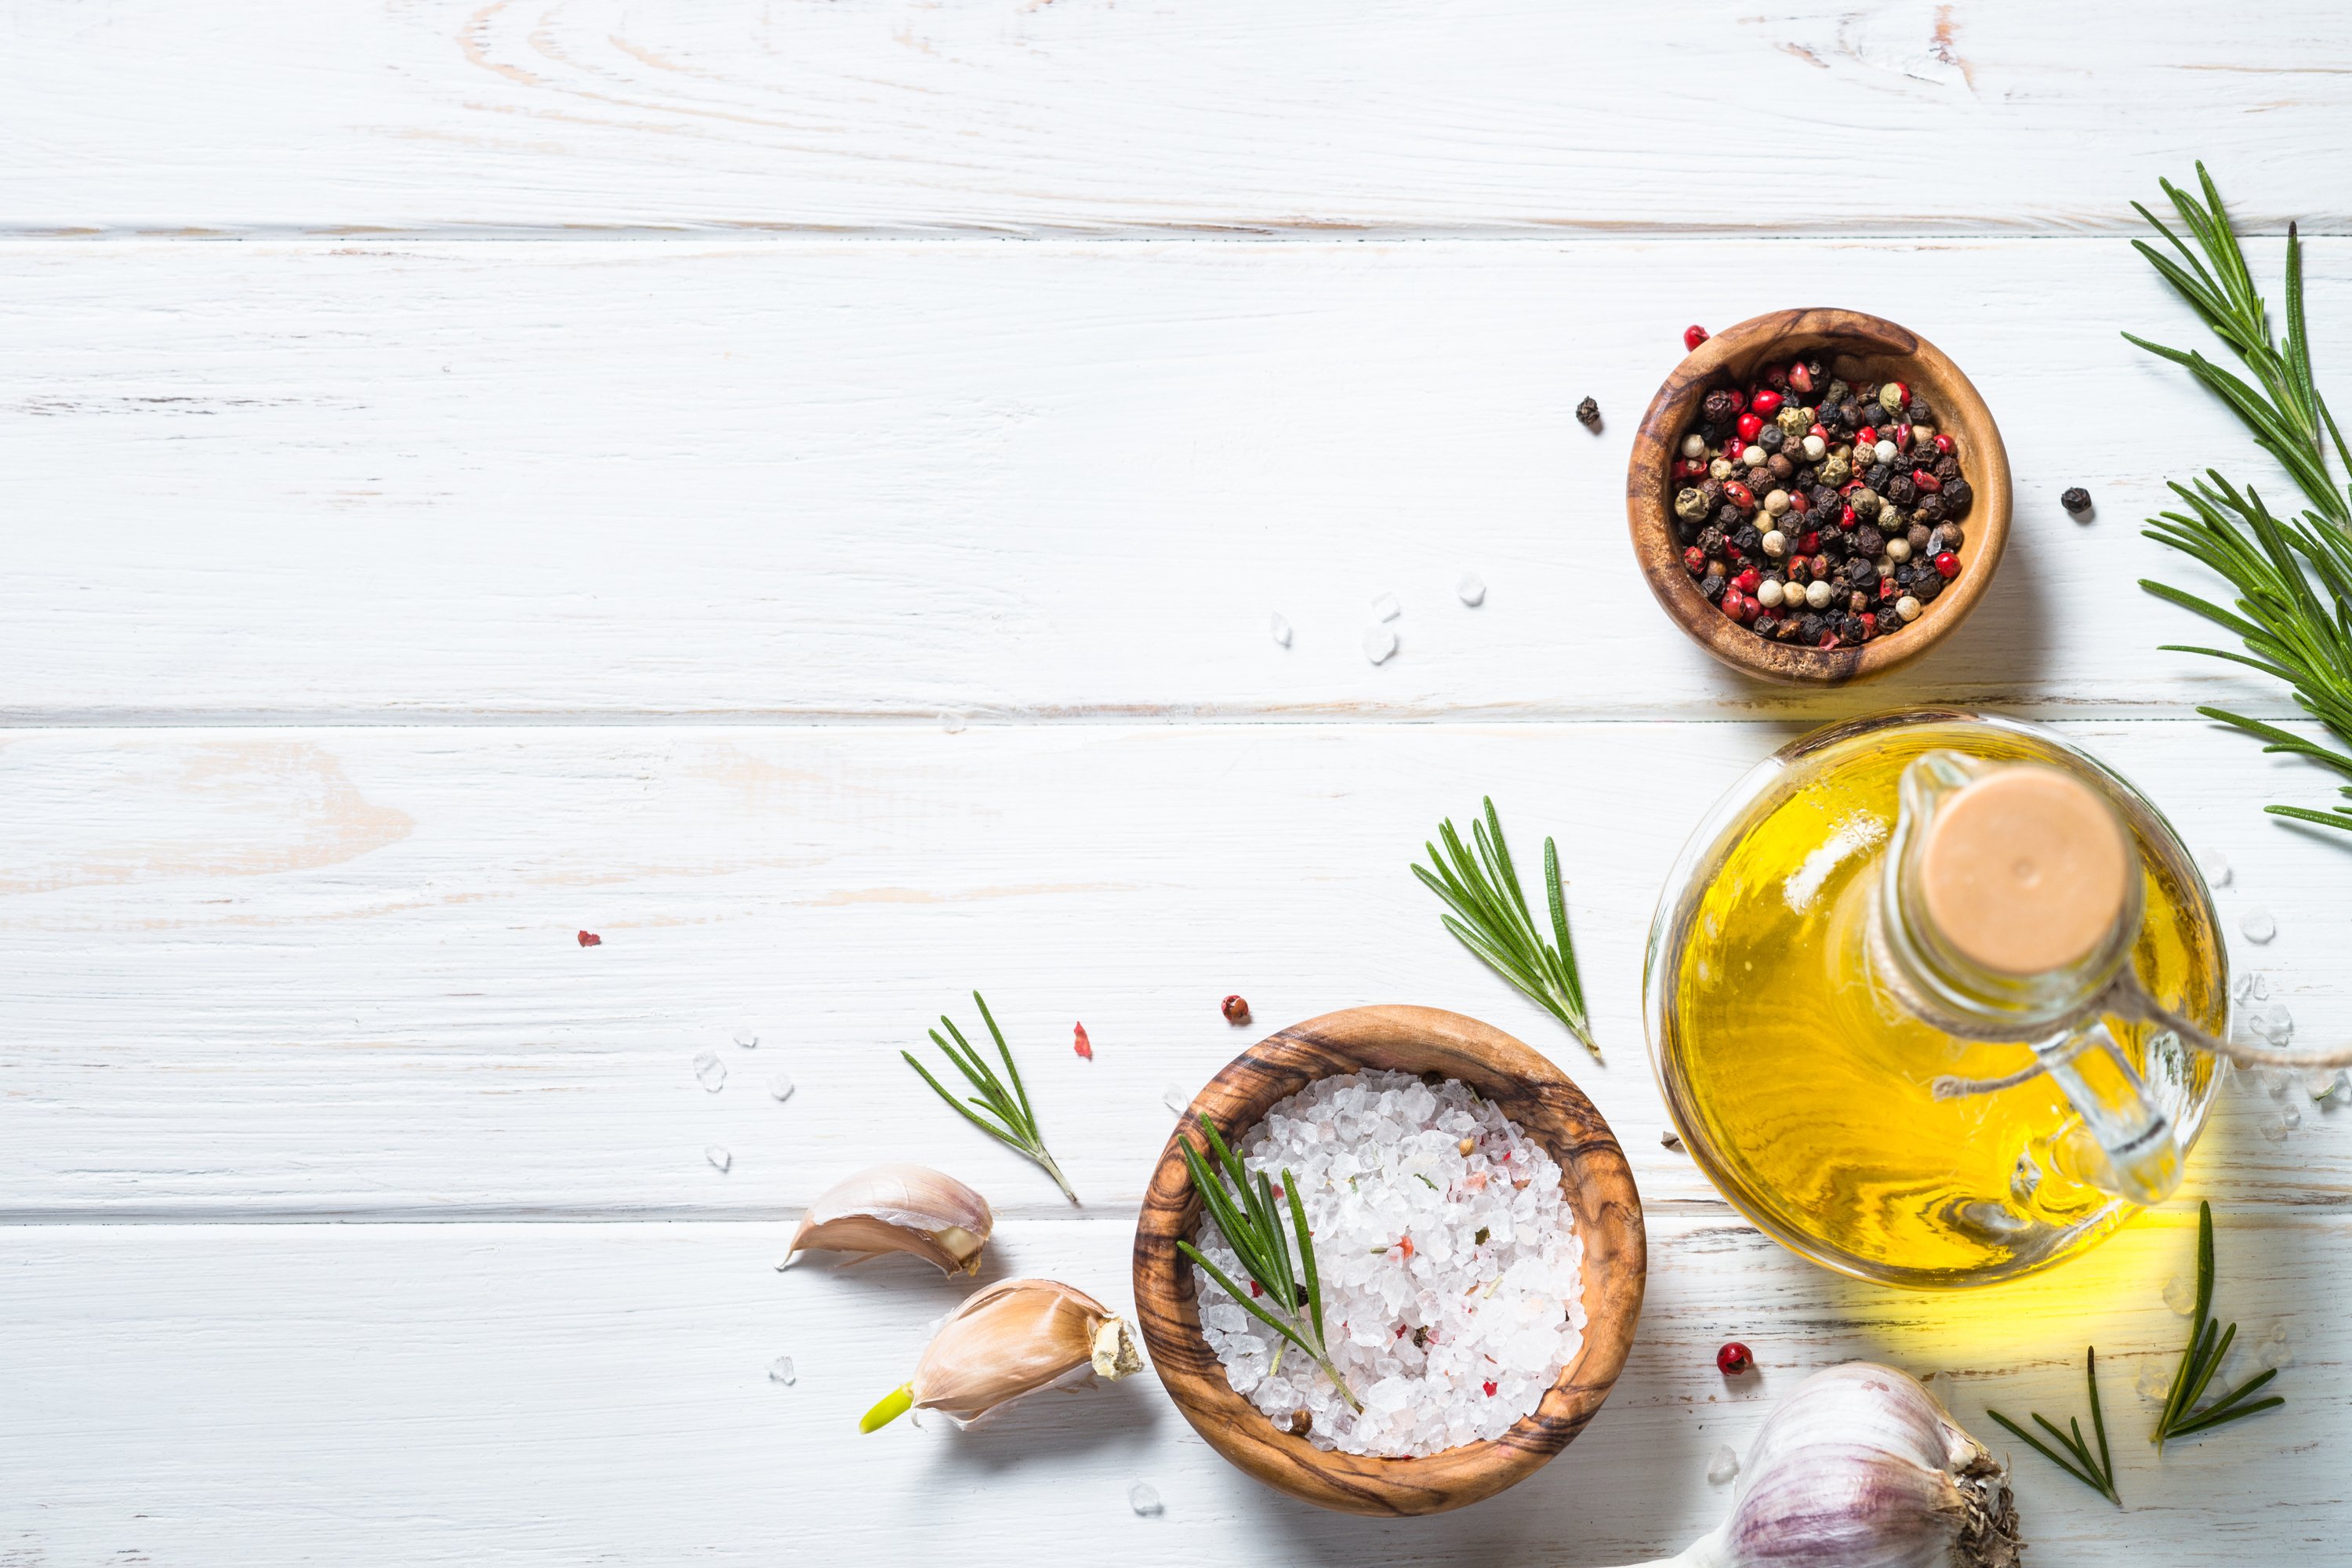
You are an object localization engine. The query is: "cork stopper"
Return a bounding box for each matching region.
[1918,765,2131,977]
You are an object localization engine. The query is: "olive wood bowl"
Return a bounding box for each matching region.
[1626,307,2013,684]
[1131,1004,1645,1516]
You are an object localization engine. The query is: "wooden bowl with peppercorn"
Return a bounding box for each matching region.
[1628,308,2012,683]
[1131,1004,1646,1516]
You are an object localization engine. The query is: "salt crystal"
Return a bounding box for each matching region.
[706,1145,733,1172]
[694,1051,728,1092]
[2241,907,2277,944]
[2246,1004,2295,1046]
[2252,972,2269,1000]
[1372,592,1402,622]
[1127,1482,1163,1517]
[2202,848,2233,888]
[1363,625,1398,665]
[1162,1084,1191,1116]
[1922,1370,1958,1410]
[1660,1129,1685,1152]
[2307,1069,2347,1102]
[2259,1105,2299,1142]
[1707,1443,1740,1484]
[769,1072,796,1102]
[768,1356,797,1385]
[1269,612,1293,648]
[735,1030,760,1049]
[2254,1338,2296,1373]
[2232,971,2257,1002]
[2162,1273,2197,1315]
[939,712,967,734]
[1457,573,1487,608]
[2136,1359,2172,1401]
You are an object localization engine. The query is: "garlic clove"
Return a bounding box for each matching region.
[785,1164,993,1276]
[864,1278,1141,1432]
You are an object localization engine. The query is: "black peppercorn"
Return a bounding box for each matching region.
[1907,397,1932,424]
[1757,423,1784,454]
[1912,574,1943,604]
[1843,557,1877,587]
[2060,485,2092,517]
[1700,573,1727,604]
[1810,484,1839,515]
[1933,454,1960,482]
[1837,615,1864,647]
[1752,614,1780,639]
[1799,612,1827,642]
[1794,466,1819,488]
[1732,524,1764,556]
[1696,526,1726,557]
[1867,463,1893,491]
[1944,478,1973,517]
[1886,474,1918,506]
[1704,390,1740,425]
[1576,397,1602,431]
[1853,524,1885,557]
[1915,494,1947,524]
[1766,453,1795,482]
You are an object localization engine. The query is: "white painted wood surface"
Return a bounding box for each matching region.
[4,5,2350,1564]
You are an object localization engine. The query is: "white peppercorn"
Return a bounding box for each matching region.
[1886,536,1912,562]
[1765,488,1791,517]
[1762,528,1788,557]
[1757,579,1785,608]
[1896,594,1922,622]
[1805,579,1836,610]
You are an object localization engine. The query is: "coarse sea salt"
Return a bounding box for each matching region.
[1190,1069,1584,1458]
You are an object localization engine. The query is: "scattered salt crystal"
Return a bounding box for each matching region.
[1372,592,1402,622]
[2254,1338,2296,1373]
[1161,1084,1191,1116]
[1660,1129,1685,1152]
[735,1030,760,1049]
[2136,1359,2172,1401]
[2307,1069,2347,1102]
[2201,848,2233,888]
[1363,625,1399,665]
[2241,907,2277,944]
[2252,972,2269,1000]
[2162,1274,2198,1315]
[768,1072,796,1103]
[2259,1105,2299,1142]
[1128,1482,1163,1516]
[768,1356,797,1385]
[1189,1069,1583,1458]
[1269,612,1293,648]
[1457,573,1487,608]
[706,1145,733,1172]
[2245,1004,2294,1047]
[2232,970,2257,1002]
[1922,1370,1958,1410]
[694,1052,728,1092]
[939,712,967,734]
[1707,1443,1740,1484]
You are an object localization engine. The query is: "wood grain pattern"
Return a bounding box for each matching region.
[1626,309,2013,684]
[5,2,2352,237]
[5,237,2351,724]
[1134,1006,1643,1515]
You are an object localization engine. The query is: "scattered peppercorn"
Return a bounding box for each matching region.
[1684,324,1711,352]
[1576,396,1602,432]
[1072,1022,1093,1060]
[1717,1341,1754,1375]
[576,930,601,947]
[1221,993,1251,1025]
[1665,363,1969,648]
[2061,485,2093,517]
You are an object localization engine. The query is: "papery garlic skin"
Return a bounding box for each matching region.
[1621,1363,2024,1568]
[909,1278,1142,1428]
[785,1164,993,1276]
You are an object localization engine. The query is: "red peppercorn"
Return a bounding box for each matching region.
[1860,612,1877,637]
[1817,633,1838,649]
[1751,389,1784,417]
[1887,379,1910,407]
[1857,426,1877,445]
[1221,994,1251,1025]
[1722,481,1755,510]
[1878,576,1898,601]
[576,930,601,947]
[1736,412,1763,443]
[1840,479,1864,495]
[1483,1380,1498,1397]
[1808,422,1829,443]
[1733,567,1761,594]
[1788,361,1813,393]
[1725,389,1745,415]
[1717,1341,1753,1375]
[1895,424,1913,452]
[1911,468,1942,493]
[1788,490,1809,514]
[1723,543,1744,563]
[1675,458,1707,479]
[1839,504,1854,526]
[1798,531,1820,554]
[1764,365,1789,391]
[1722,593,1753,624]
[1684,325,1710,351]
[1683,546,1708,575]
[1933,550,1960,579]
[1933,432,1955,455]
[1073,1022,1093,1060]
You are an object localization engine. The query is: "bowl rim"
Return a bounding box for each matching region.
[1624,307,2014,685]
[1130,1004,1645,1516]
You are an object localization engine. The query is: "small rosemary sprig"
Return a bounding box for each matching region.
[1987,1348,2120,1506]
[1174,1116,1361,1413]
[902,991,1078,1204]
[2129,165,2352,831]
[2154,1200,2285,1448]
[1413,797,1599,1059]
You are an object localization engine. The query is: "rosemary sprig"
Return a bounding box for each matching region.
[1987,1348,2120,1506]
[2130,165,2352,830]
[2154,1200,2285,1448]
[902,991,1078,1204]
[1413,797,1599,1059]
[1174,1116,1361,1412]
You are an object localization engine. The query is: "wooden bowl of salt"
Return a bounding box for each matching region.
[1131,1004,1646,1515]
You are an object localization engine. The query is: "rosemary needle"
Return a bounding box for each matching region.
[2154,1200,2285,1447]
[902,991,1078,1204]
[1413,797,1599,1059]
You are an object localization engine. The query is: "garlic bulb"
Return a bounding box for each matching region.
[860,1278,1142,1432]
[783,1164,993,1276]
[1618,1363,2024,1568]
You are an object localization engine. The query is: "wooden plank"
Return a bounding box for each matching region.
[1,1209,2338,1564]
[3,720,2340,1218]
[5,237,2347,723]
[4,2,2350,236]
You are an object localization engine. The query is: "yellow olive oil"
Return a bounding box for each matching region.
[1654,722,2224,1287]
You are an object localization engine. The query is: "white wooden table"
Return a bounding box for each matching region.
[5,5,2348,1563]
